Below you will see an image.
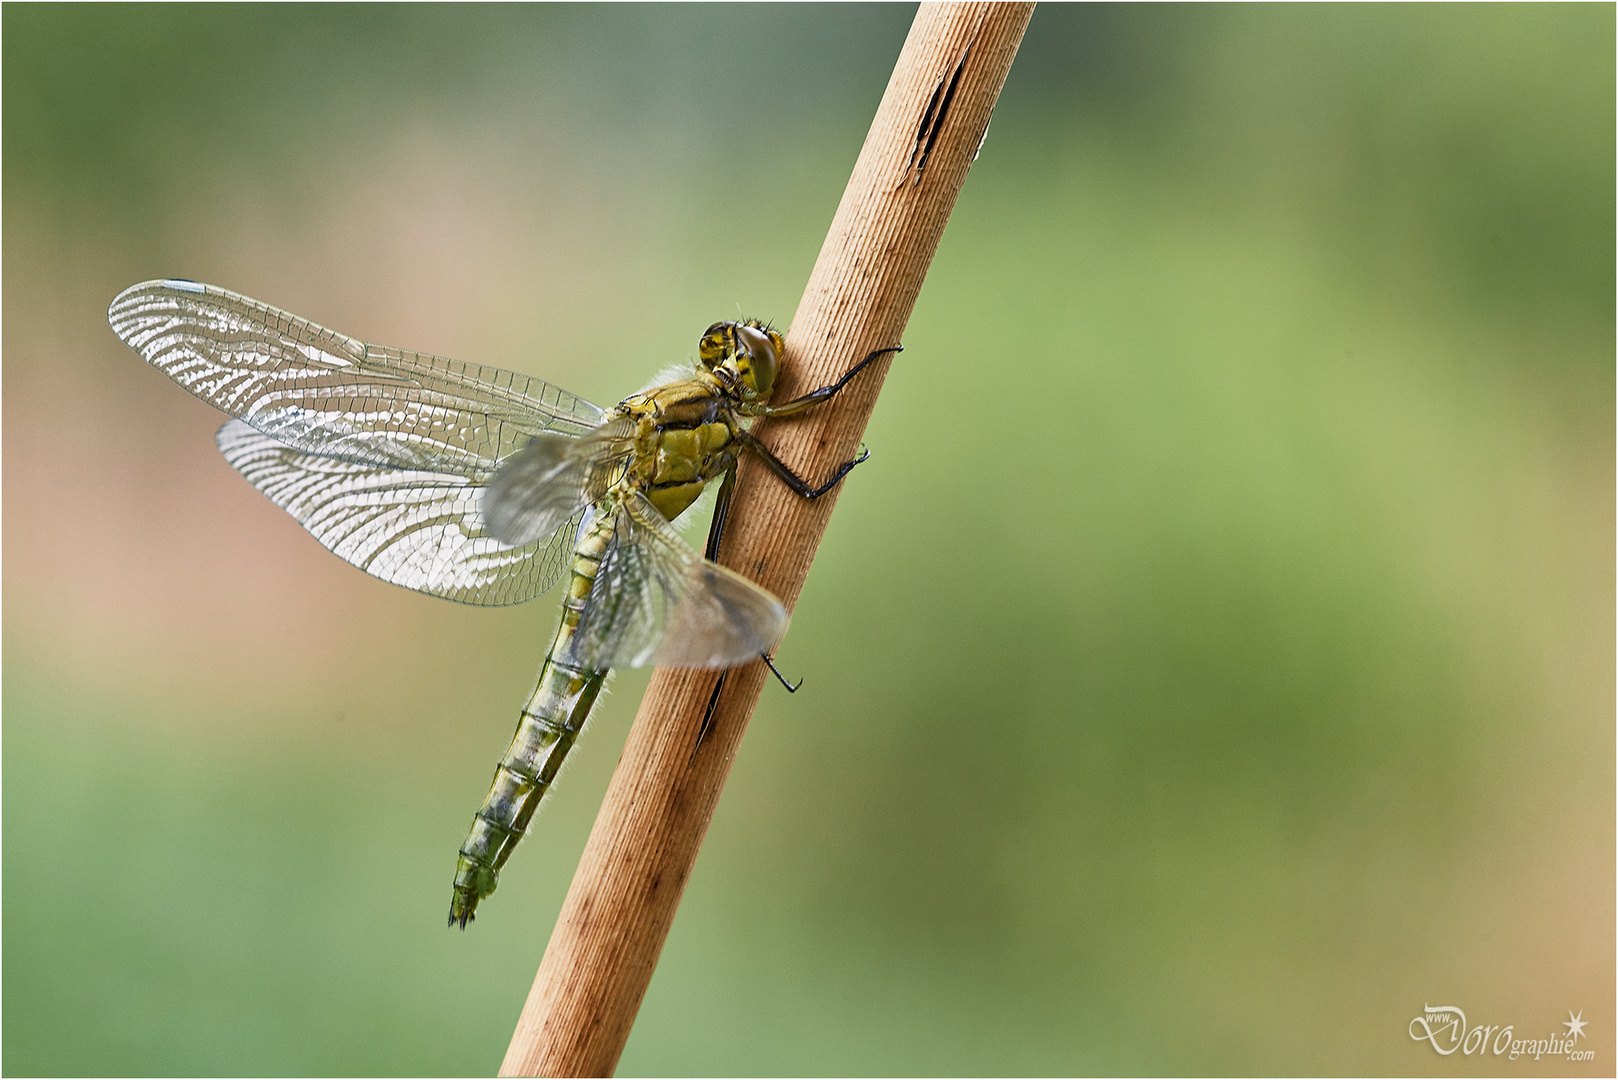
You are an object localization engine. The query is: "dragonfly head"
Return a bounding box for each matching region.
[699,320,783,400]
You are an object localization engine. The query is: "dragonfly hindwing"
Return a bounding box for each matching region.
[565,493,788,670]
[217,420,583,606]
[482,420,635,546]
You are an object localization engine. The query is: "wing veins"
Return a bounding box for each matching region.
[110,279,608,476]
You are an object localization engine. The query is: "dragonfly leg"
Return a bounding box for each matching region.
[691,652,801,760]
[762,344,902,417]
[736,430,870,501]
[703,464,738,561]
[694,463,799,720]
[761,652,802,692]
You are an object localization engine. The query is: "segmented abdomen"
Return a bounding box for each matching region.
[448,514,614,927]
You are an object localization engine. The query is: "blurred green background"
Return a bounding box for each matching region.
[4,4,1612,1075]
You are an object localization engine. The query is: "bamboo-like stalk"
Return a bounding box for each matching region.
[499,5,1035,1075]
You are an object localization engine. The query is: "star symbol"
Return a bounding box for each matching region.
[1564,1010,1587,1042]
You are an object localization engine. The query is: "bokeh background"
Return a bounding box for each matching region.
[4,5,1612,1075]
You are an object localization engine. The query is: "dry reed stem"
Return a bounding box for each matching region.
[500,5,1035,1075]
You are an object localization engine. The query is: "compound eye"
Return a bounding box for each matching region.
[735,324,778,396]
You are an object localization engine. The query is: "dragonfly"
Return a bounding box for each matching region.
[108,279,896,927]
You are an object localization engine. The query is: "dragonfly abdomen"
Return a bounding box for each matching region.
[448,517,615,927]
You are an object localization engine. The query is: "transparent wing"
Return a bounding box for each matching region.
[110,279,606,474]
[217,419,584,606]
[565,493,789,670]
[482,418,635,546]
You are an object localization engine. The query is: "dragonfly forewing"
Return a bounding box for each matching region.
[109,279,607,473]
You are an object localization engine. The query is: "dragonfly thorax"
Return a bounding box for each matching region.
[615,376,743,522]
